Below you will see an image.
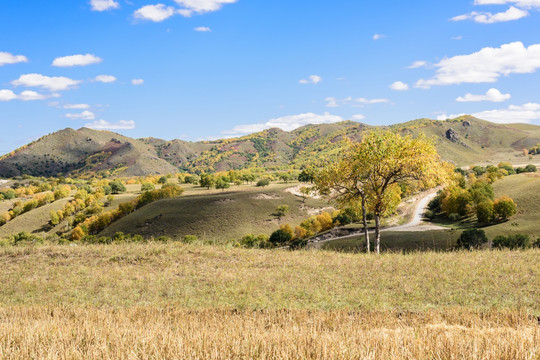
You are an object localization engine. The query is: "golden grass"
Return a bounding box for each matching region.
[0,307,538,359]
[1,244,539,359]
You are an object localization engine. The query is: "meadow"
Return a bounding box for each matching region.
[0,243,539,358]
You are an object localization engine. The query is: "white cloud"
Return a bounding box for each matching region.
[373,34,386,40]
[456,88,511,102]
[471,103,540,123]
[452,35,463,40]
[90,0,119,11]
[194,26,211,32]
[134,4,176,22]
[407,61,428,69]
[416,42,540,88]
[85,119,136,130]
[299,75,322,84]
[355,97,391,105]
[451,6,528,23]
[474,0,540,9]
[174,0,238,16]
[0,90,17,101]
[94,75,117,83]
[0,89,57,102]
[12,74,81,91]
[390,81,409,91]
[18,91,57,101]
[52,54,102,67]
[325,96,390,107]
[66,110,96,120]
[351,114,366,121]
[223,112,345,135]
[131,78,144,85]
[64,104,90,109]
[0,52,28,66]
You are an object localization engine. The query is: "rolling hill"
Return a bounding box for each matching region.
[2,116,540,178]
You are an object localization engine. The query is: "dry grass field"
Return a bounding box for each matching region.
[1,307,538,359]
[0,243,539,358]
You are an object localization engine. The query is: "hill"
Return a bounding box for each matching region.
[0,128,178,178]
[2,116,540,177]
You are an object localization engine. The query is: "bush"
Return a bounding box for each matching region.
[525,164,537,173]
[141,182,155,192]
[457,229,488,250]
[493,196,517,221]
[476,200,494,224]
[109,181,126,194]
[492,234,532,249]
[158,176,168,184]
[183,235,198,244]
[256,179,270,187]
[448,213,460,222]
[275,205,289,219]
[269,229,292,245]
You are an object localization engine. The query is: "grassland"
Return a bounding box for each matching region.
[101,182,330,242]
[1,307,538,359]
[0,243,539,358]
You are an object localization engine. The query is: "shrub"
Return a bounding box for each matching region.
[1,189,16,200]
[493,196,517,221]
[183,235,198,244]
[269,229,292,245]
[448,213,460,222]
[141,182,155,192]
[215,177,230,191]
[237,234,269,248]
[158,176,168,184]
[476,200,494,224]
[316,211,333,231]
[109,181,126,194]
[492,234,532,249]
[457,229,488,250]
[525,164,537,173]
[275,205,289,219]
[256,179,270,187]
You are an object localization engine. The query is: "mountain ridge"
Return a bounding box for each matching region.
[2,116,540,177]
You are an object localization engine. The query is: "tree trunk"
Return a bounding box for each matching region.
[374,213,381,254]
[361,196,370,253]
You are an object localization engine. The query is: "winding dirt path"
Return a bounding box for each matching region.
[306,191,446,247]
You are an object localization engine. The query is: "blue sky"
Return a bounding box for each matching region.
[2,0,540,154]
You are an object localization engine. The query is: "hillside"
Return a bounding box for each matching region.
[0,128,178,178]
[2,116,540,177]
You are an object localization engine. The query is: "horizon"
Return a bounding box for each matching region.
[2,1,540,154]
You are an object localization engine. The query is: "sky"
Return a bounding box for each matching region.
[2,0,540,154]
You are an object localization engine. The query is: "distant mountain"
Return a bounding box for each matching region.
[1,116,540,177]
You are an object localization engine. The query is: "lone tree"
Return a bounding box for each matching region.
[318,131,450,254]
[316,139,373,252]
[362,131,450,253]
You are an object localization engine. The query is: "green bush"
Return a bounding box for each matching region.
[457,229,488,250]
[269,229,292,245]
[492,234,532,249]
[109,181,126,194]
[476,200,494,224]
[256,179,270,187]
[183,235,198,244]
[141,182,155,192]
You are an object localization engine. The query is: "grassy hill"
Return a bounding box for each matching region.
[100,183,330,241]
[3,116,540,178]
[0,127,178,178]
